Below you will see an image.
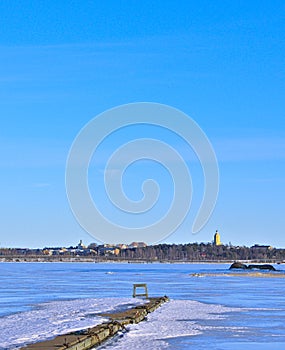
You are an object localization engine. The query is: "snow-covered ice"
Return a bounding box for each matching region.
[0,298,144,349]
[97,300,246,349]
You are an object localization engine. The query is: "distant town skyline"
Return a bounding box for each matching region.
[1,237,283,264]
[0,231,278,250]
[0,1,284,248]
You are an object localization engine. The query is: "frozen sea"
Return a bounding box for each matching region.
[0,262,284,349]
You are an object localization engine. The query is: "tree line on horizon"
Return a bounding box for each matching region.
[117,243,285,261]
[1,242,285,262]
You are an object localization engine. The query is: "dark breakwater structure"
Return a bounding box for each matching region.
[21,296,169,350]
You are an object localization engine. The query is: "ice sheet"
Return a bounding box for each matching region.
[98,300,245,349]
[0,297,144,349]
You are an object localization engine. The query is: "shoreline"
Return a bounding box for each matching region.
[0,256,283,264]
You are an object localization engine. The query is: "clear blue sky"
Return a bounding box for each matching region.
[0,1,284,248]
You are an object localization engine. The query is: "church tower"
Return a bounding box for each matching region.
[214,230,221,246]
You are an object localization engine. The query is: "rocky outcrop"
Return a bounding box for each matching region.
[247,264,276,271]
[229,262,276,271]
[229,262,247,269]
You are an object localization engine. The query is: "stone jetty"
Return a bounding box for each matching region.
[21,296,169,350]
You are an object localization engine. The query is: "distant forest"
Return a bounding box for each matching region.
[117,243,285,262]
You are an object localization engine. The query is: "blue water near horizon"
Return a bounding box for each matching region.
[1,262,285,349]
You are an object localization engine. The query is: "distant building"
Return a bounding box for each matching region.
[251,244,273,251]
[128,242,147,248]
[116,244,127,249]
[43,249,52,256]
[98,246,120,256]
[214,230,222,246]
[76,240,86,250]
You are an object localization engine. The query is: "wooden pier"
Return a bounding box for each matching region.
[21,296,169,350]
